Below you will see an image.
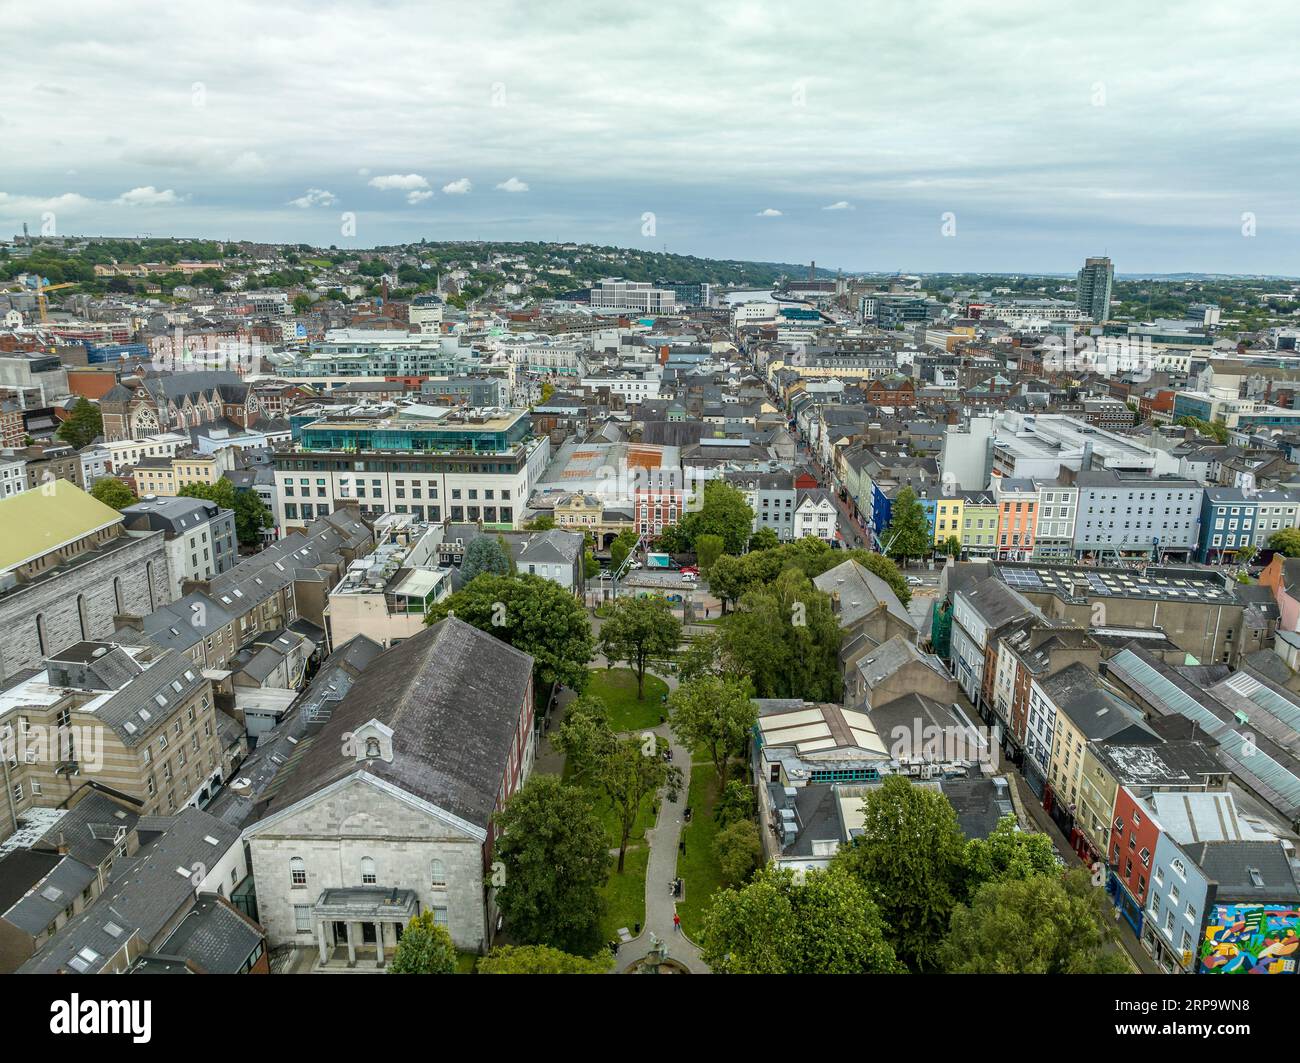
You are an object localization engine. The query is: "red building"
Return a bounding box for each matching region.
[1109,785,1164,936]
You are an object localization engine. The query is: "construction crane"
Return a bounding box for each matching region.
[4,277,78,323]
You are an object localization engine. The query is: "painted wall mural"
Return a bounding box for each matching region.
[1199,905,1300,974]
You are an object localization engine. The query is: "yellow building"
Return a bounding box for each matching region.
[131,453,223,497]
[933,496,964,546]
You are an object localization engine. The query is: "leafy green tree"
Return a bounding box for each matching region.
[493,774,611,956]
[713,818,762,886]
[57,398,103,449]
[549,694,616,786]
[694,532,724,576]
[599,735,681,872]
[879,486,931,565]
[833,775,967,971]
[678,480,754,554]
[178,478,271,545]
[715,779,757,827]
[583,550,600,580]
[961,814,1060,897]
[1269,528,1300,557]
[90,476,136,511]
[292,293,312,314]
[1236,543,1258,568]
[939,868,1130,974]
[597,595,681,699]
[700,866,904,974]
[718,568,842,702]
[387,910,457,974]
[427,573,594,691]
[524,514,555,531]
[609,527,638,572]
[667,675,756,788]
[460,535,513,583]
[941,535,961,558]
[477,944,610,974]
[748,526,780,551]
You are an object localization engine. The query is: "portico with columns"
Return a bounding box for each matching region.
[313,887,420,969]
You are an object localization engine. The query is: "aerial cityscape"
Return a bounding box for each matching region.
[1,0,1297,1035]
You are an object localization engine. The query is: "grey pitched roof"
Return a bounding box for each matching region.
[18,809,240,973]
[93,651,208,748]
[1040,662,1149,741]
[262,617,534,830]
[33,791,140,868]
[814,559,915,632]
[1184,840,1300,900]
[2,855,98,935]
[150,893,263,973]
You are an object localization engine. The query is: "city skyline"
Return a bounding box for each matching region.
[5,1,1300,275]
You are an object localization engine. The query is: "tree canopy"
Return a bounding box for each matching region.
[460,535,513,583]
[477,944,611,974]
[57,398,103,449]
[879,486,931,565]
[675,479,754,554]
[700,866,905,974]
[387,911,457,974]
[493,774,611,956]
[178,477,272,545]
[597,595,681,698]
[90,476,136,511]
[427,573,594,691]
[667,674,757,787]
[1269,528,1300,557]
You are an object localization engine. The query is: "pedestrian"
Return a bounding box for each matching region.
[673,912,681,933]
[704,606,710,618]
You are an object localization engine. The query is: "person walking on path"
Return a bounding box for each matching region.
[673,912,681,934]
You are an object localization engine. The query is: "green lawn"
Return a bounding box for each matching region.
[587,786,659,850]
[677,764,724,939]
[586,667,669,732]
[598,843,649,943]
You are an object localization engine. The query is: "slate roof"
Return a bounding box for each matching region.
[18,809,240,973]
[150,893,264,973]
[814,559,915,632]
[1184,840,1300,900]
[262,617,534,831]
[2,855,97,935]
[33,791,141,868]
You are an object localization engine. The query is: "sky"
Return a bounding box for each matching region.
[4,0,1300,275]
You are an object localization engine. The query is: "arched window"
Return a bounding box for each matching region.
[431,859,447,888]
[290,857,306,886]
[361,857,376,884]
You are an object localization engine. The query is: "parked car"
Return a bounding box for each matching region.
[906,576,924,586]
[682,571,698,583]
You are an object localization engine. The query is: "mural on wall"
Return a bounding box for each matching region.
[1199,905,1300,974]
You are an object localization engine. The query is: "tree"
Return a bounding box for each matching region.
[879,486,931,565]
[713,818,762,886]
[549,694,616,786]
[477,944,610,974]
[700,866,904,974]
[939,868,1130,974]
[715,779,757,827]
[1236,543,1258,568]
[90,476,136,511]
[748,526,780,551]
[941,535,962,559]
[57,398,103,449]
[583,550,600,580]
[667,675,757,788]
[460,535,513,583]
[678,480,754,554]
[178,478,271,545]
[718,569,842,702]
[597,595,681,699]
[387,910,457,974]
[1270,528,1300,557]
[832,775,967,971]
[524,514,555,531]
[609,528,638,572]
[599,735,681,872]
[427,574,594,691]
[493,774,611,956]
[961,814,1060,898]
[695,533,724,577]
[292,293,312,314]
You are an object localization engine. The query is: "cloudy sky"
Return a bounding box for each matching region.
[4,0,1300,275]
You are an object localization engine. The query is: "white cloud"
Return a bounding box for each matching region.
[114,186,184,207]
[368,173,430,192]
[442,177,472,194]
[228,151,268,175]
[756,208,782,216]
[406,189,433,204]
[496,177,529,193]
[288,188,338,208]
[822,200,852,210]
[0,191,95,215]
